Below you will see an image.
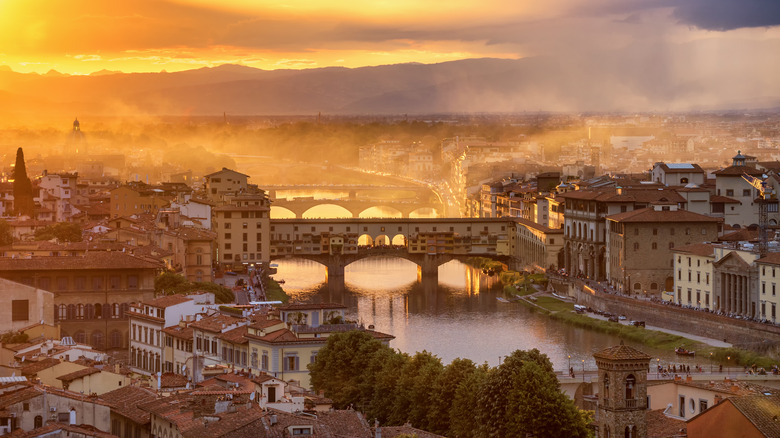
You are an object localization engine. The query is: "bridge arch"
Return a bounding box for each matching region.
[302,204,355,218]
[391,234,406,246]
[359,206,404,218]
[270,206,297,219]
[409,207,440,218]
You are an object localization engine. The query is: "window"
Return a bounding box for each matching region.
[225,243,232,250]
[726,189,734,196]
[11,300,28,321]
[284,355,299,371]
[685,228,691,235]
[109,275,121,289]
[262,352,269,370]
[653,228,658,235]
[743,189,751,197]
[92,276,104,290]
[669,242,674,249]
[128,275,138,289]
[699,399,708,412]
[225,233,232,239]
[652,242,657,250]
[634,228,639,235]
[633,242,639,251]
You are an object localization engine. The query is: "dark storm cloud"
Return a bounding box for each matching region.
[673,0,780,31]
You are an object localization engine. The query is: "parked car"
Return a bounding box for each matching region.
[631,320,646,327]
[608,315,619,322]
[618,315,627,320]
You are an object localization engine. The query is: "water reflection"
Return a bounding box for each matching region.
[274,257,693,370]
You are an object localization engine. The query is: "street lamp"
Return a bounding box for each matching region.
[727,356,731,378]
[568,355,571,376]
[710,352,713,373]
[657,358,660,378]
[582,359,585,382]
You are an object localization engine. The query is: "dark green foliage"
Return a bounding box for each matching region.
[308,331,392,410]
[34,222,83,242]
[154,271,234,304]
[0,331,29,344]
[12,148,34,217]
[0,220,13,246]
[309,334,591,437]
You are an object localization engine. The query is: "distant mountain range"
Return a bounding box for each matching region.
[0,57,778,118]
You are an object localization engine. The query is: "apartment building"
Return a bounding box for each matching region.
[213,192,271,269]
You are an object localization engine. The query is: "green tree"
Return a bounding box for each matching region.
[12,147,34,217]
[153,272,234,304]
[448,364,488,438]
[426,358,479,435]
[308,330,391,409]
[367,350,409,425]
[34,222,83,242]
[389,351,443,428]
[0,219,13,246]
[476,349,590,438]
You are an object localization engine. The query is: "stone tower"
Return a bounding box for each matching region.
[594,343,651,438]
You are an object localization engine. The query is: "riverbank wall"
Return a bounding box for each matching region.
[550,277,780,350]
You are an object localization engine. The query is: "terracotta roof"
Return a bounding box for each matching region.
[100,385,159,425]
[712,166,764,176]
[163,325,194,340]
[7,422,117,438]
[276,302,347,311]
[160,372,189,389]
[204,168,250,179]
[56,367,100,383]
[593,345,651,361]
[646,409,686,438]
[183,405,266,438]
[217,326,249,345]
[560,188,685,204]
[710,195,741,204]
[673,243,716,258]
[142,294,194,308]
[756,252,780,265]
[606,207,722,223]
[727,394,780,436]
[0,252,162,271]
[248,316,284,330]
[0,386,40,407]
[190,314,245,333]
[21,358,60,376]
[719,228,758,242]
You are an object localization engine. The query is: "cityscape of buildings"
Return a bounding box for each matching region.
[0,113,780,436]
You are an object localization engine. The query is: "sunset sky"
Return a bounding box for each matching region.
[0,0,778,75]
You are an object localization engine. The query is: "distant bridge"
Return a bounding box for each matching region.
[271,198,442,218]
[269,217,516,281]
[266,184,444,218]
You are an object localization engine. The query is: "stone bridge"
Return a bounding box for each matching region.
[271,198,442,218]
[269,217,517,282]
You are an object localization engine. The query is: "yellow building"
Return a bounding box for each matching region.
[756,252,780,323]
[673,243,716,308]
[204,168,250,203]
[213,192,271,269]
[110,184,173,219]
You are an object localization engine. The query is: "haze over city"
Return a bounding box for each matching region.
[1,1,780,438]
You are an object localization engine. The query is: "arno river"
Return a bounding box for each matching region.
[274,257,692,372]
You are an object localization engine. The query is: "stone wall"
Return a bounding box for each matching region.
[565,279,780,348]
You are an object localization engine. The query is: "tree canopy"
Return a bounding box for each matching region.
[0,220,12,246]
[308,332,591,437]
[34,222,83,242]
[12,147,34,217]
[154,271,234,304]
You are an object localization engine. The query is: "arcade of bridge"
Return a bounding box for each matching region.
[270,200,442,218]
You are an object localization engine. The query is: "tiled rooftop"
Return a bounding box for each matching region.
[593,344,651,361]
[100,385,159,425]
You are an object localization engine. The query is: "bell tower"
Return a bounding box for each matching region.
[594,343,651,438]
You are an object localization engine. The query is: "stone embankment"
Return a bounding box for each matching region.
[551,277,780,350]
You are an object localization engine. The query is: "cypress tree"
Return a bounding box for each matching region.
[13,147,34,217]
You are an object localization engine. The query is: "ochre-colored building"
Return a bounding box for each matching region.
[0,253,162,351]
[213,192,271,269]
[606,204,722,297]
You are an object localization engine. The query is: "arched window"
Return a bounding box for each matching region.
[110,330,122,349]
[94,303,102,319]
[76,304,85,319]
[85,304,94,319]
[633,283,641,290]
[91,331,104,350]
[120,303,130,319]
[680,177,689,184]
[34,415,42,428]
[112,303,120,318]
[625,374,636,400]
[74,331,86,345]
[650,282,658,290]
[603,373,610,399]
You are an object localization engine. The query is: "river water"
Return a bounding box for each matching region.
[274,257,693,372]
